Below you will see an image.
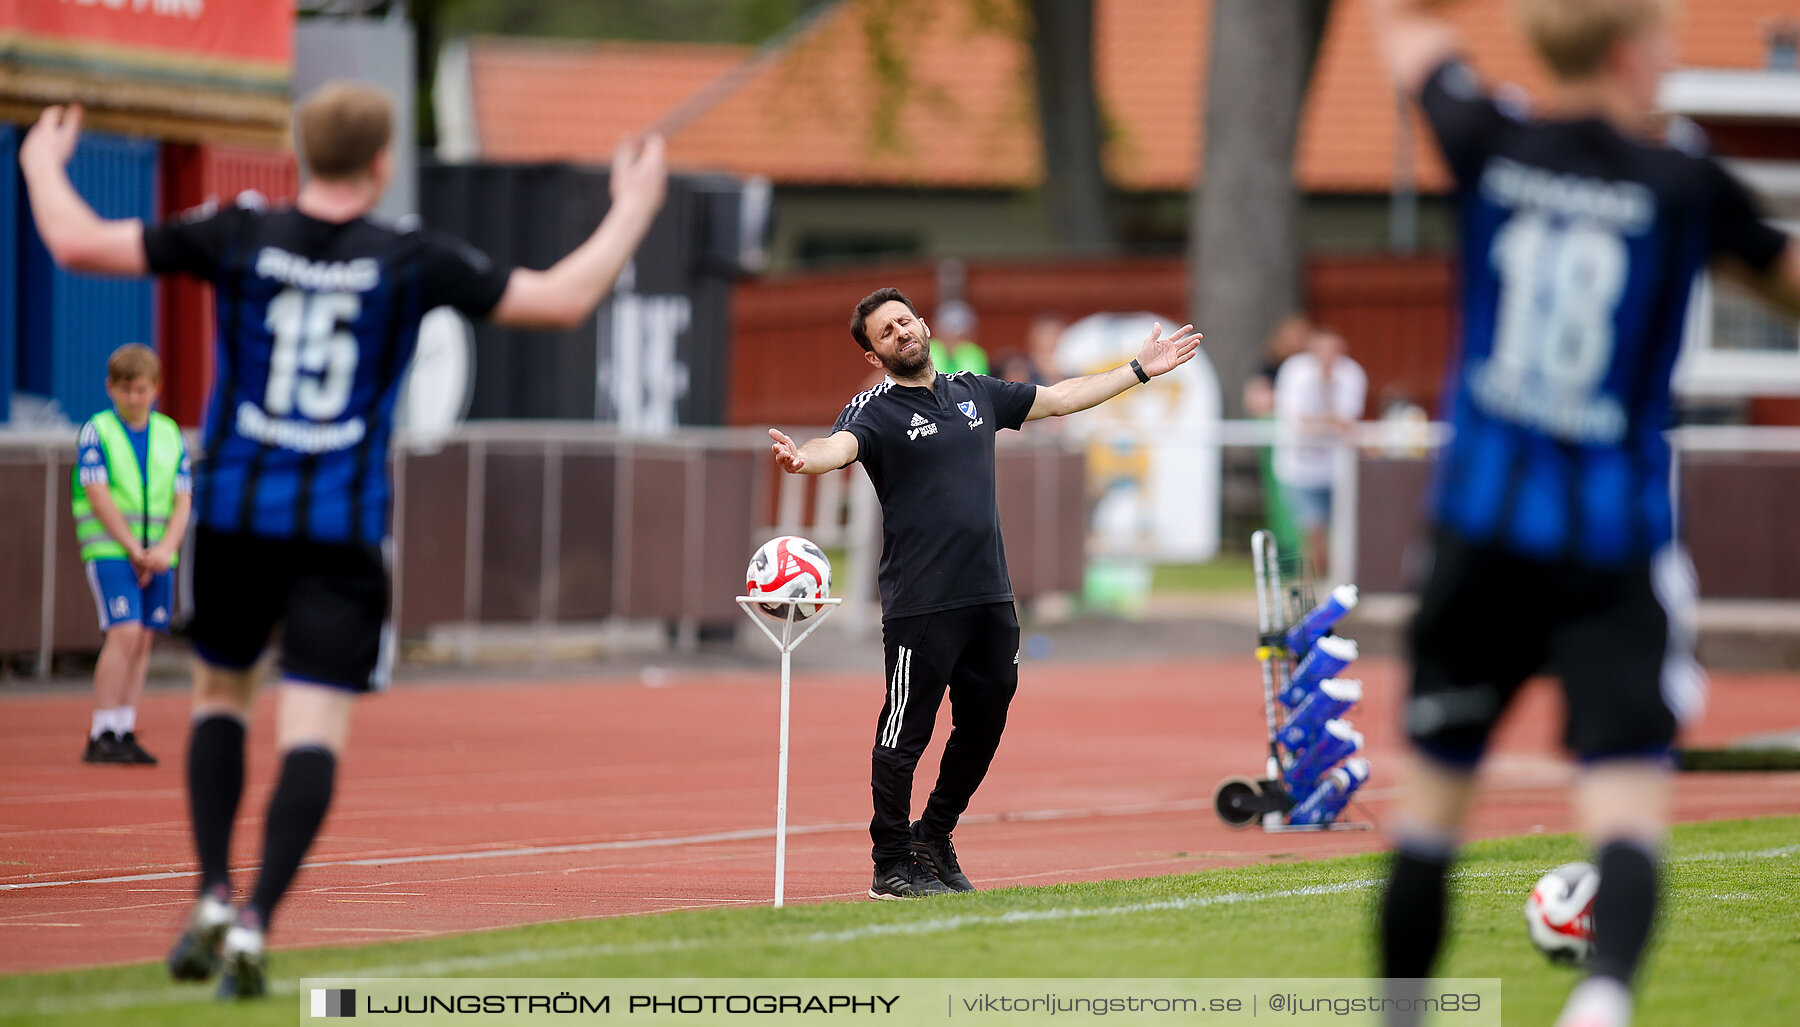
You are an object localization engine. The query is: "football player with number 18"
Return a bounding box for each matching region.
[1364,2,1800,1026]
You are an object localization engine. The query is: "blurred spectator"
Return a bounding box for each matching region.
[1024,312,1068,385]
[1273,328,1366,577]
[929,299,989,375]
[1249,314,1313,559]
[1244,314,1312,417]
[994,350,1037,384]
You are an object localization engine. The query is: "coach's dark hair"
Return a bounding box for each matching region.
[849,287,919,352]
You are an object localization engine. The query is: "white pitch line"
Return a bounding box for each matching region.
[5,841,1796,1019]
[1671,843,1800,862]
[0,880,1378,1017]
[0,798,1214,892]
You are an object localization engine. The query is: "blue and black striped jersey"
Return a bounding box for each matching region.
[1419,60,1788,565]
[144,206,512,545]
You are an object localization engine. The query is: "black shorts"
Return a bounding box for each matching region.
[1406,529,1705,765]
[188,527,391,693]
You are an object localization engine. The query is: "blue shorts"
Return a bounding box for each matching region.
[1283,483,1333,532]
[85,559,175,633]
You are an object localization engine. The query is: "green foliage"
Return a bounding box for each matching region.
[845,0,1025,155]
[3,817,1795,1026]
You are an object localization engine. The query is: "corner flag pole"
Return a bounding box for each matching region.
[736,596,842,908]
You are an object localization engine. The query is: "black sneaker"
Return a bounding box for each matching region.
[216,916,267,999]
[868,856,954,900]
[910,821,975,892]
[82,731,129,764]
[167,889,235,982]
[116,732,159,765]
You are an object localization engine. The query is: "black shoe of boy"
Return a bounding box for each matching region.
[116,731,159,765]
[82,731,129,764]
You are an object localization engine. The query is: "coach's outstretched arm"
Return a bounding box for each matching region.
[1024,322,1202,421]
[19,105,147,275]
[769,429,858,475]
[491,135,668,329]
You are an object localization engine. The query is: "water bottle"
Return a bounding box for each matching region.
[1284,719,1362,797]
[1277,678,1363,752]
[1280,635,1358,709]
[1285,584,1359,657]
[1289,757,1371,826]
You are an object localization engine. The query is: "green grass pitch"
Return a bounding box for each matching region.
[3,815,1794,1025]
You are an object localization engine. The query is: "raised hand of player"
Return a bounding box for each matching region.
[1134,322,1204,378]
[611,133,668,214]
[19,104,84,173]
[769,428,806,473]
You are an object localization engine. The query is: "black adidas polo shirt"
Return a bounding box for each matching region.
[832,371,1040,620]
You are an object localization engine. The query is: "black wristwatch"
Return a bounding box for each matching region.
[1129,359,1150,384]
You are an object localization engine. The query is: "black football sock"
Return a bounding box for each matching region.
[187,714,247,895]
[1380,837,1456,980]
[1589,839,1658,985]
[247,747,337,930]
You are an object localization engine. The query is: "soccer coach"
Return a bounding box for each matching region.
[769,288,1201,899]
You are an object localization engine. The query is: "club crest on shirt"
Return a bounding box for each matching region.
[958,401,983,428]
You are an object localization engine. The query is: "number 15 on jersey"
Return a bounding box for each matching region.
[264,288,361,421]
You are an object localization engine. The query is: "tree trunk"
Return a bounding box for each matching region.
[1029,0,1114,253]
[1190,0,1332,416]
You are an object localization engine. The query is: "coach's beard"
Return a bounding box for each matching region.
[878,343,929,379]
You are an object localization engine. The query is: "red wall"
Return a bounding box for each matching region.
[157,143,300,426]
[1696,120,1800,161]
[1749,397,1800,427]
[729,254,1456,427]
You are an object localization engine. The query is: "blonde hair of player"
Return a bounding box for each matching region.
[1516,0,1674,80]
[295,81,392,183]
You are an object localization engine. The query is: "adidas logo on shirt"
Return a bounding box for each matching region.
[906,411,938,441]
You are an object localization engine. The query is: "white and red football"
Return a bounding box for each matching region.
[745,536,832,621]
[1524,861,1598,965]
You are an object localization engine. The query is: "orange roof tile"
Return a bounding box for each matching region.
[666,0,1040,187]
[1297,0,1800,194]
[1092,0,1205,191]
[468,37,747,162]
[469,0,1794,193]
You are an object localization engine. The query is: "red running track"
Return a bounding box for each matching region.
[3,656,1797,973]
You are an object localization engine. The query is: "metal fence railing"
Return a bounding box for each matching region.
[5,420,1795,676]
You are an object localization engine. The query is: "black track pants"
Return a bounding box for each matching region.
[870,602,1020,865]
